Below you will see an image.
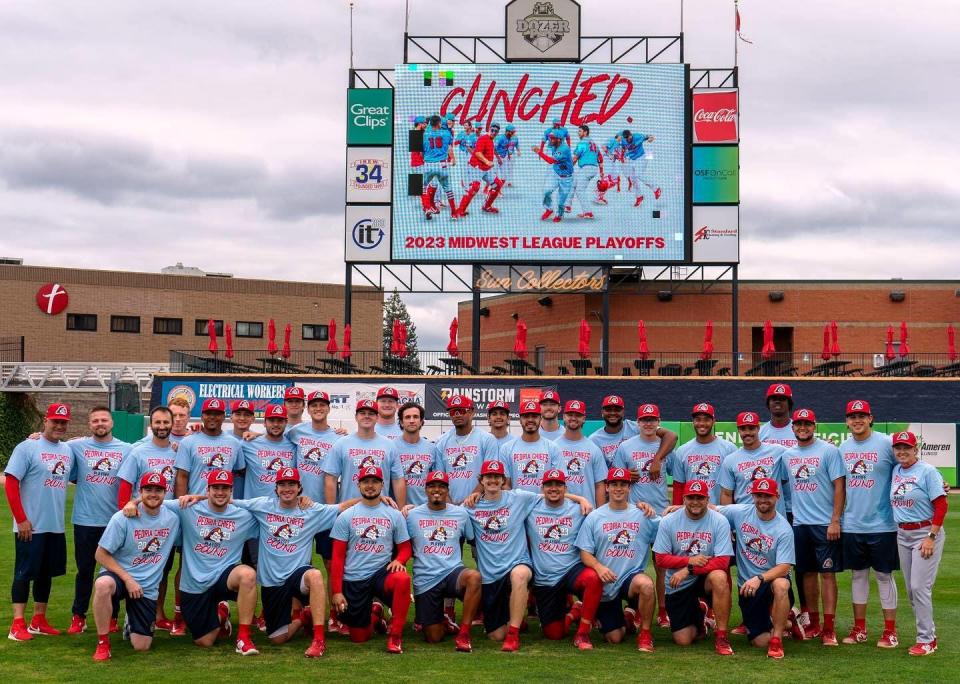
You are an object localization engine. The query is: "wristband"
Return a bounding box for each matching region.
[927,532,937,540]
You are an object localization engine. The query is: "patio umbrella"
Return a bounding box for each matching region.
[282,323,292,359]
[390,318,400,355]
[885,325,896,361]
[224,323,234,359]
[342,324,352,360]
[821,324,831,361]
[447,318,459,357]
[899,321,910,357]
[397,321,409,358]
[761,320,776,360]
[637,320,650,360]
[207,318,218,355]
[949,325,957,362]
[830,320,841,356]
[267,319,278,355]
[700,320,714,360]
[513,318,528,360]
[326,318,338,355]
[578,319,591,359]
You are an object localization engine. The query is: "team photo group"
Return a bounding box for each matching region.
[3,383,948,662]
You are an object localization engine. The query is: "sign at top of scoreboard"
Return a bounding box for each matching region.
[505,1,582,62]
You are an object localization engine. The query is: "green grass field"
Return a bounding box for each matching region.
[0,490,956,683]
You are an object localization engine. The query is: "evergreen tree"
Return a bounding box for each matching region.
[382,289,421,370]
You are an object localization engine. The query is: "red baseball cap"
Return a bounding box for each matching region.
[683,480,709,497]
[446,394,474,410]
[601,395,624,409]
[276,467,300,483]
[307,391,330,404]
[265,404,288,419]
[358,465,384,481]
[480,460,506,476]
[541,468,566,484]
[377,386,400,400]
[751,478,779,496]
[519,399,541,415]
[201,398,226,413]
[356,399,377,413]
[45,403,71,421]
[691,402,715,418]
[230,399,254,413]
[637,403,660,419]
[539,390,561,404]
[139,472,167,489]
[425,471,449,485]
[487,400,510,412]
[891,431,917,447]
[737,411,760,427]
[766,383,793,400]
[563,399,586,415]
[284,387,306,400]
[606,467,631,483]
[207,469,234,487]
[846,399,872,416]
[792,408,816,423]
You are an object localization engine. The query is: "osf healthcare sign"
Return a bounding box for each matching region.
[347,89,393,145]
[692,89,738,143]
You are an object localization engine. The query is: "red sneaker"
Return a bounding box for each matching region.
[541,209,553,221]
[155,618,173,632]
[566,601,583,624]
[300,606,313,632]
[574,632,594,651]
[28,615,61,636]
[788,609,806,641]
[67,615,87,635]
[92,641,112,662]
[235,636,259,656]
[637,630,655,653]
[256,615,266,632]
[217,601,232,639]
[654,187,662,200]
[304,638,326,658]
[842,626,868,645]
[715,635,734,656]
[326,617,340,634]
[731,623,748,636]
[482,206,499,213]
[552,215,562,223]
[8,620,33,642]
[386,635,403,654]
[583,212,594,218]
[656,613,671,629]
[501,631,520,652]
[634,196,644,207]
[908,640,937,656]
[371,601,388,635]
[804,625,822,640]
[412,622,423,633]
[109,618,119,634]
[454,633,473,653]
[170,615,186,637]
[622,607,638,635]
[444,613,459,635]
[767,637,784,659]
[877,630,899,649]
[821,629,839,647]
[338,621,351,636]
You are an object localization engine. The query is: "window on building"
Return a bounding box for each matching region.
[110,315,141,333]
[153,317,183,335]
[195,319,224,336]
[302,324,329,341]
[235,321,263,338]
[66,314,97,332]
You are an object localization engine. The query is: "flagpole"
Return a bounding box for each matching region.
[734,0,738,67]
[349,2,355,69]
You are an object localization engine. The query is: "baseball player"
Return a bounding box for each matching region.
[576,467,660,650]
[374,386,403,440]
[393,402,435,507]
[500,400,561,493]
[570,124,603,218]
[410,115,427,168]
[175,398,245,497]
[719,412,790,516]
[671,403,738,505]
[454,120,477,191]
[538,118,571,156]
[239,404,295,501]
[601,133,624,195]
[434,395,502,505]
[533,131,574,222]
[486,400,514,448]
[621,129,660,206]
[227,400,257,498]
[283,386,307,428]
[783,408,846,646]
[503,124,520,185]
[420,115,458,220]
[405,471,479,651]
[90,472,180,660]
[839,399,899,648]
[759,384,798,449]
[588,395,639,467]
[553,400,607,506]
[4,402,75,641]
[716,478,797,659]
[132,397,191,448]
[330,465,412,654]
[538,390,564,441]
[457,124,504,216]
[653,480,734,655]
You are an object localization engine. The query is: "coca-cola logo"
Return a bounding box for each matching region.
[692,90,738,143]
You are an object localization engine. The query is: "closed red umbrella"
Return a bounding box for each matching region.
[830,320,841,356]
[342,324,352,360]
[267,319,278,355]
[761,320,776,359]
[899,321,910,357]
[326,318,338,355]
[700,320,714,360]
[578,319,591,359]
[390,318,400,355]
[224,323,234,359]
[207,318,218,355]
[447,318,459,357]
[514,319,528,360]
[885,325,896,361]
[637,320,650,360]
[821,324,831,361]
[397,321,408,358]
[282,324,292,359]
[949,325,957,362]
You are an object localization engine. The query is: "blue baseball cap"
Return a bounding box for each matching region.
[414,115,426,125]
[505,124,516,132]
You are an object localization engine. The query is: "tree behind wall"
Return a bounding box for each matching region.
[0,394,41,468]
[382,289,421,371]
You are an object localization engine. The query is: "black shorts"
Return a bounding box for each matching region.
[179,565,239,639]
[163,545,178,575]
[315,530,334,560]
[665,575,711,633]
[842,531,899,573]
[738,582,795,641]
[481,565,531,634]
[794,524,843,574]
[13,532,67,581]
[101,571,156,637]
[340,565,396,629]
[261,565,312,637]
[415,567,466,627]
[532,563,586,626]
[594,570,643,634]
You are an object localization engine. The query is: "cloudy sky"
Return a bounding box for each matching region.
[0,1,955,348]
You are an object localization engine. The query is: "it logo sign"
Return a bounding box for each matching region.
[517,2,571,53]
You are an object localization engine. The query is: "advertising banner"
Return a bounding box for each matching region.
[345,204,391,262]
[692,205,739,263]
[693,145,739,203]
[347,88,394,145]
[692,89,739,143]
[346,147,392,203]
[161,380,290,418]
[295,382,426,424]
[505,0,581,62]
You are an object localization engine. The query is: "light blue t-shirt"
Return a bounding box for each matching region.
[465,489,540,583]
[783,439,845,525]
[97,505,181,599]
[326,433,402,502]
[434,428,501,504]
[554,436,607,505]
[760,421,798,449]
[573,138,600,167]
[331,501,410,582]
[623,134,649,160]
[4,438,73,534]
[423,127,454,163]
[653,508,733,594]
[717,504,795,587]
[118,441,177,500]
[240,436,296,500]
[406,504,473,595]
[69,437,131,527]
[173,499,257,594]
[393,437,437,507]
[673,437,738,504]
[840,432,896,533]
[538,425,564,442]
[500,437,561,493]
[526,498,585,586]
[718,444,789,515]
[575,505,660,601]
[613,435,677,513]
[891,461,945,524]
[287,423,341,503]
[233,497,340,587]
[174,432,244,495]
[589,422,639,467]
[493,433,515,449]
[374,422,403,441]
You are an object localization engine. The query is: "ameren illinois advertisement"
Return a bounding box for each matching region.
[392,63,687,262]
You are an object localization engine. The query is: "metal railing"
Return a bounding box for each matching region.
[0,335,24,362]
[170,350,960,378]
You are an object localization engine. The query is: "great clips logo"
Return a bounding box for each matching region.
[692,90,739,143]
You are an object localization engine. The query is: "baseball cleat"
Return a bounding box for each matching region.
[235,637,259,656]
[481,206,499,213]
[714,635,734,656]
[8,621,33,642]
[623,607,638,635]
[877,630,899,648]
[454,634,473,653]
[767,637,784,659]
[654,187,662,200]
[821,629,839,647]
[28,616,61,636]
[552,215,562,223]
[92,642,112,662]
[108,618,120,634]
[908,640,937,656]
[386,635,403,654]
[636,630,654,653]
[155,618,173,631]
[541,209,553,221]
[217,601,232,639]
[501,632,520,652]
[574,632,594,651]
[731,623,747,636]
[657,613,671,629]
[842,626,868,644]
[304,638,326,658]
[67,615,87,635]
[634,196,644,206]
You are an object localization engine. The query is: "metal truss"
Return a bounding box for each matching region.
[0,362,168,393]
[403,35,682,65]
[349,263,475,294]
[609,264,736,295]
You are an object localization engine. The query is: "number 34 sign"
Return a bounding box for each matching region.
[346,147,391,203]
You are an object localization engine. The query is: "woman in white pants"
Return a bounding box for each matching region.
[889,431,948,656]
